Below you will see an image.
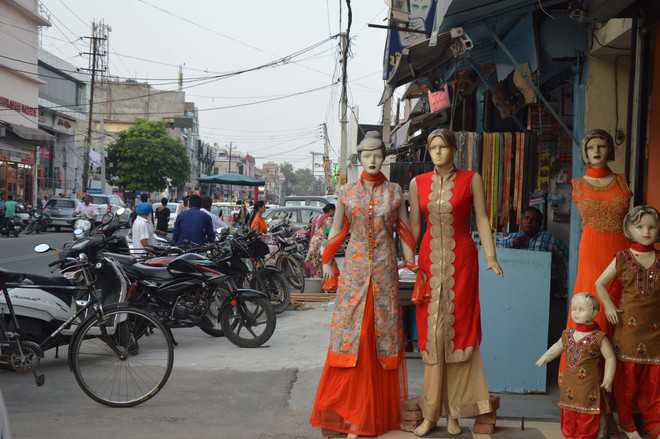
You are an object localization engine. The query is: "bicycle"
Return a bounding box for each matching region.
[0,249,174,407]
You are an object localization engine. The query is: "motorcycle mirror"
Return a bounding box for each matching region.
[216,227,224,234]
[116,207,125,216]
[73,228,84,237]
[33,243,51,253]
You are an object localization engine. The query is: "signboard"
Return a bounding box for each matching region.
[54,116,76,135]
[0,96,37,117]
[428,84,450,112]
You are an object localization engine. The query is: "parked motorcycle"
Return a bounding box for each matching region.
[0,217,22,238]
[23,209,50,235]
[111,251,277,348]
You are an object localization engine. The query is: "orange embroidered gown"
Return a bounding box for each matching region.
[570,174,631,332]
[309,178,407,437]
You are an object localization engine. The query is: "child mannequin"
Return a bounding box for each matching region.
[536,293,616,439]
[595,205,660,439]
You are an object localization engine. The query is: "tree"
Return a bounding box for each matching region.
[278,163,322,196]
[106,119,191,192]
[279,162,295,196]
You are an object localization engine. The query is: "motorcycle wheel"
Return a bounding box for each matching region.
[220,296,276,348]
[279,256,304,292]
[24,223,34,235]
[198,288,226,337]
[254,271,290,314]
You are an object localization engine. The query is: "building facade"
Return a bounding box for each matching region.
[0,0,52,203]
[38,50,87,196]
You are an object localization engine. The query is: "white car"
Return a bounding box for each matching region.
[89,194,132,225]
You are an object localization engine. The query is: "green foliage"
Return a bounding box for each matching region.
[279,162,322,196]
[106,119,191,192]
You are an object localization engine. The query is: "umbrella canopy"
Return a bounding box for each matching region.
[199,173,265,187]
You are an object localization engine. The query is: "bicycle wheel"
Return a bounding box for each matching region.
[220,296,276,348]
[280,256,304,292]
[255,272,290,314]
[69,305,174,407]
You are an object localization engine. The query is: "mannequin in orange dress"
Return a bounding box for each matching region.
[562,130,632,365]
[309,132,417,438]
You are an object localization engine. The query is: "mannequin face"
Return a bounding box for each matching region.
[584,138,610,167]
[571,295,597,325]
[359,149,384,175]
[427,136,455,167]
[628,213,658,246]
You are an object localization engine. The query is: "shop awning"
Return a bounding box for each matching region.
[382,29,461,103]
[199,173,265,187]
[1,121,55,145]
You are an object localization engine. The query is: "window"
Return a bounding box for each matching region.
[47,199,75,208]
[266,210,291,221]
[300,209,319,224]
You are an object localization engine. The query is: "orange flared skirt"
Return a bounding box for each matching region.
[309,282,405,436]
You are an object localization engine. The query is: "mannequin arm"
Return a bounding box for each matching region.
[398,202,416,266]
[595,258,619,324]
[535,338,564,367]
[600,337,616,392]
[471,173,503,276]
[409,178,421,244]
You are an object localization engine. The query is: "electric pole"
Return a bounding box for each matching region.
[322,122,332,194]
[338,32,348,186]
[338,0,352,185]
[227,142,233,173]
[81,21,108,193]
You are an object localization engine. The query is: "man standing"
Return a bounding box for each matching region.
[500,206,568,297]
[155,198,171,235]
[200,196,225,231]
[131,203,155,250]
[172,194,214,245]
[4,195,17,220]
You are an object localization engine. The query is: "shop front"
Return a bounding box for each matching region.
[0,121,54,203]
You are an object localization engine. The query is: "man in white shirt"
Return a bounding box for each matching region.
[131,203,155,249]
[201,196,226,231]
[74,195,98,222]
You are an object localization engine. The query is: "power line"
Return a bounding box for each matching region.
[56,0,90,29]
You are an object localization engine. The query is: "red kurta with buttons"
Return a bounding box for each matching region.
[326,179,404,369]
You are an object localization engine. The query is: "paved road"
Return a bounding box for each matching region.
[0,235,565,438]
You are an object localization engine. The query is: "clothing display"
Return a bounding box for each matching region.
[413,168,493,419]
[304,214,333,277]
[569,174,632,333]
[611,249,660,436]
[309,174,409,437]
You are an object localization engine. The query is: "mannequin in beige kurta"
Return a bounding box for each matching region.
[410,129,503,437]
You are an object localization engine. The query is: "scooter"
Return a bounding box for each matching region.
[0,211,128,351]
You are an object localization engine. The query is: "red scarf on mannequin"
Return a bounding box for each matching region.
[575,322,599,332]
[630,242,655,252]
[360,171,387,185]
[585,166,612,178]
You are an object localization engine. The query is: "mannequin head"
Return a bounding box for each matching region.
[623,205,659,246]
[358,131,386,175]
[426,128,456,168]
[582,129,614,167]
[570,293,599,325]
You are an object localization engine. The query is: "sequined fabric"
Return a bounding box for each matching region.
[326,179,404,369]
[559,329,605,414]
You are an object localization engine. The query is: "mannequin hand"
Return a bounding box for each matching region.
[486,258,504,277]
[535,355,548,367]
[604,302,620,325]
[600,379,613,393]
[399,261,418,272]
[322,263,332,281]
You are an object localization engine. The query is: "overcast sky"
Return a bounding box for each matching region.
[39,0,389,169]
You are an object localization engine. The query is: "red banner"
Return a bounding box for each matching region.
[428,85,450,113]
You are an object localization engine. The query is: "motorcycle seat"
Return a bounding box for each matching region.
[126,263,173,281]
[0,269,76,304]
[102,252,137,266]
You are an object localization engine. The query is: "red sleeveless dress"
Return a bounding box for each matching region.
[415,169,482,361]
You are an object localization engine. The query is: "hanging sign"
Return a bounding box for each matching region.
[428,85,450,113]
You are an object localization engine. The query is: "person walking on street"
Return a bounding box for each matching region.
[74,195,98,223]
[155,198,171,235]
[250,200,268,234]
[3,195,16,220]
[172,194,214,245]
[236,200,248,225]
[131,203,155,250]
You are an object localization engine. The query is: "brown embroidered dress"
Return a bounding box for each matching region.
[559,329,606,413]
[613,250,660,365]
[326,179,404,369]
